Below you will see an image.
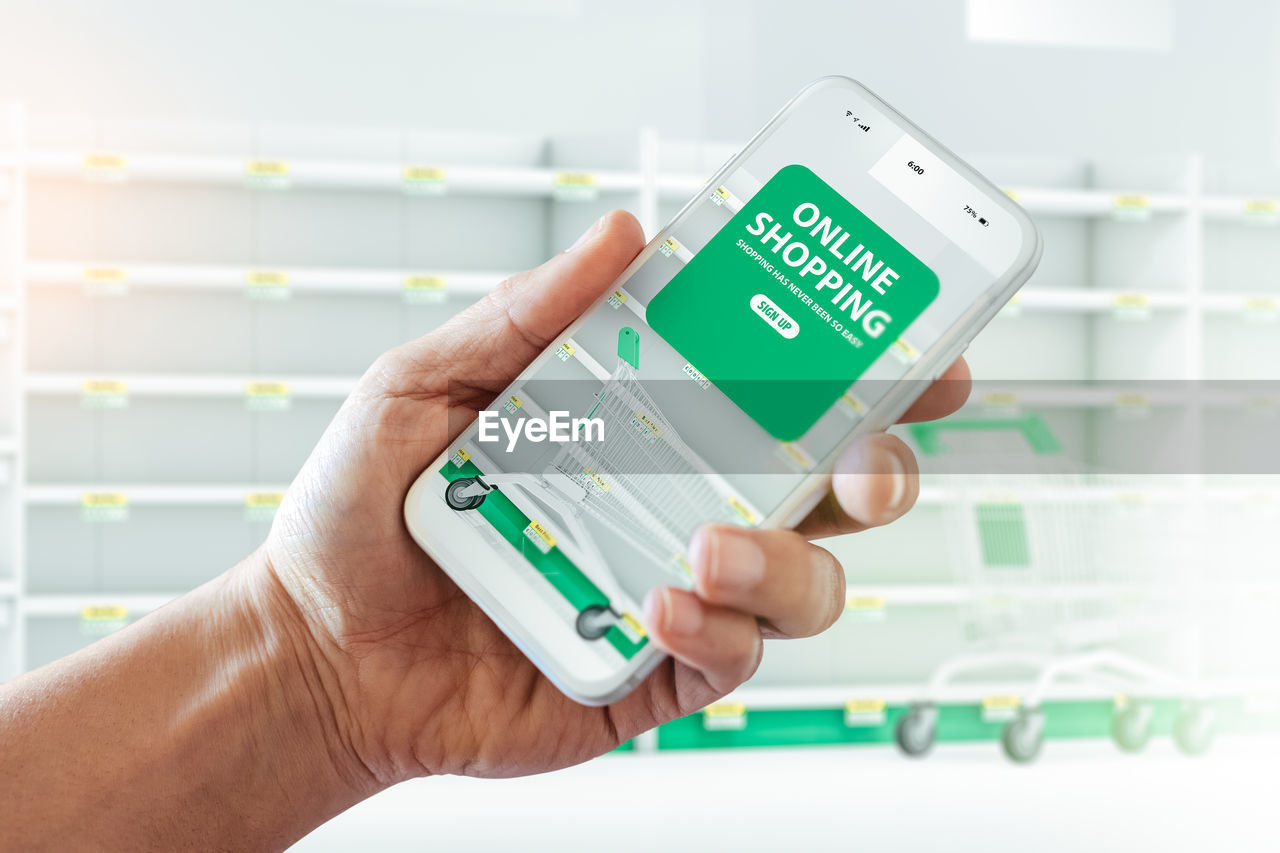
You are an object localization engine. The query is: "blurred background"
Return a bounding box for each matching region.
[0,1,1278,850]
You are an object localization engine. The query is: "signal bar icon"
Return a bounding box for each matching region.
[857,123,871,133]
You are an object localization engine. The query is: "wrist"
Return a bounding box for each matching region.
[212,550,383,826]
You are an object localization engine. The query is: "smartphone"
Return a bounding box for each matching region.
[404,76,1042,705]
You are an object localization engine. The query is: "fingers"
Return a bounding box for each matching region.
[689,525,845,640]
[642,587,763,695]
[796,432,920,539]
[380,210,646,397]
[897,358,971,423]
[640,524,846,693]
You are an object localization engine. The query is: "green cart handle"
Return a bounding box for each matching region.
[908,413,1061,457]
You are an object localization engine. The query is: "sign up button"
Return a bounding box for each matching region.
[750,294,799,339]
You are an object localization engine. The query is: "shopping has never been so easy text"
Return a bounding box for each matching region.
[738,200,919,342]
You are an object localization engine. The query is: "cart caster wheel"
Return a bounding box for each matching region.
[1174,702,1215,757]
[575,605,614,640]
[1112,702,1154,754]
[1002,709,1045,764]
[445,477,487,511]
[895,703,938,758]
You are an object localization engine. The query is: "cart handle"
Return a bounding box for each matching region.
[909,413,1060,457]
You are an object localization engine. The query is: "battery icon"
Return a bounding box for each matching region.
[978,217,989,226]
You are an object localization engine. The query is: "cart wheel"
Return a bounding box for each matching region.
[575,605,614,640]
[894,704,937,758]
[445,477,486,511]
[1002,709,1045,764]
[1173,702,1214,757]
[1112,702,1154,754]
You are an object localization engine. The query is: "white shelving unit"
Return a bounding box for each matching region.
[1,112,1276,754]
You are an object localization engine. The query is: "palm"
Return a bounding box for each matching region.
[266,335,717,782]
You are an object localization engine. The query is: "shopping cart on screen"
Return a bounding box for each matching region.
[444,327,749,640]
[891,414,1209,763]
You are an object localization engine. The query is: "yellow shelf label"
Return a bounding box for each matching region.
[727,496,758,524]
[1244,296,1279,313]
[1113,193,1150,210]
[890,338,919,363]
[83,153,127,171]
[844,698,886,714]
[83,266,127,282]
[556,342,576,362]
[246,159,290,177]
[846,594,886,611]
[245,381,291,398]
[618,611,647,641]
[81,492,129,509]
[982,694,1022,711]
[82,379,128,396]
[1003,188,1021,202]
[1113,392,1151,408]
[553,171,596,189]
[671,552,692,579]
[81,604,129,622]
[404,274,446,291]
[982,391,1021,408]
[839,391,866,416]
[525,519,557,550]
[659,236,680,258]
[582,466,610,494]
[403,165,446,183]
[1243,199,1278,215]
[246,270,289,286]
[244,491,285,509]
[843,697,888,727]
[633,410,664,438]
[1112,293,1151,309]
[779,442,816,470]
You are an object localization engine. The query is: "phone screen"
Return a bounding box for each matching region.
[427,81,1033,673]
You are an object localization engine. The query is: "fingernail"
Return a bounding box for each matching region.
[651,587,703,636]
[566,215,604,252]
[882,447,906,513]
[694,528,764,592]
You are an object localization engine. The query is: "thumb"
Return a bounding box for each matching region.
[385,209,646,398]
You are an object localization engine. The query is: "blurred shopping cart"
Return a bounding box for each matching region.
[444,327,750,640]
[892,414,1210,762]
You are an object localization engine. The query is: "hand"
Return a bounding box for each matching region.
[261,210,970,786]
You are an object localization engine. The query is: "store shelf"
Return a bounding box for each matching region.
[25,373,356,398]
[21,593,177,617]
[25,484,290,505]
[13,151,644,196]
[844,582,1280,608]
[1202,195,1280,221]
[1201,292,1280,314]
[25,260,509,297]
[1005,187,1189,217]
[1007,288,1187,313]
[659,176,1194,218]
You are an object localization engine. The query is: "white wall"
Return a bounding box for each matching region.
[0,0,1276,163]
